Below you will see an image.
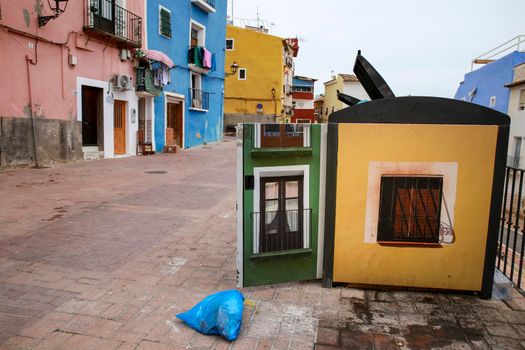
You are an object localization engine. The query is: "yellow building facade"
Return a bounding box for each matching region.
[224,25,284,130]
[322,74,369,122]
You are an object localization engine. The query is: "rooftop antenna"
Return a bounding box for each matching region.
[231,0,234,25]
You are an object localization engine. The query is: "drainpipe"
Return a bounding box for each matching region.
[26,50,40,168]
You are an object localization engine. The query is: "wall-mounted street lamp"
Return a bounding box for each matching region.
[225,62,239,77]
[271,87,277,119]
[38,0,69,27]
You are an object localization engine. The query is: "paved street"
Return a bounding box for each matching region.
[2,138,525,349]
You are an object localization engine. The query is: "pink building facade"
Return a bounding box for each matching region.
[0,0,144,166]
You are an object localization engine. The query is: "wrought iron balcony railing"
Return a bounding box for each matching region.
[189,88,211,111]
[252,209,312,254]
[84,0,142,48]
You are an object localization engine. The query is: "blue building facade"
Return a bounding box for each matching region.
[146,0,227,150]
[454,51,525,114]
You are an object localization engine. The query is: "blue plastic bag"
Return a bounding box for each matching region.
[176,290,244,341]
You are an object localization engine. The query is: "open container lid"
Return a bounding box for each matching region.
[353,50,395,100]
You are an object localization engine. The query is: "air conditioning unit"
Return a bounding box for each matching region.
[113,74,133,90]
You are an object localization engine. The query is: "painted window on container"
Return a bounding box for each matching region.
[257,176,308,253]
[377,176,443,244]
[255,124,311,148]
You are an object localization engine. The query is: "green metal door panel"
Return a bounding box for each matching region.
[242,124,323,287]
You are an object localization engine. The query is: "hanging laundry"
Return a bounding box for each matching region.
[161,65,170,86]
[191,47,203,68]
[203,48,212,69]
[188,48,196,65]
[152,62,171,87]
[211,53,216,72]
[153,63,161,87]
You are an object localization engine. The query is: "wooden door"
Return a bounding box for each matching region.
[114,100,126,154]
[167,102,183,148]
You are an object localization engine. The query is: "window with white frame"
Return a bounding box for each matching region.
[190,20,205,47]
[253,124,311,148]
[519,90,525,111]
[190,73,203,109]
[238,68,247,80]
[489,96,497,108]
[226,38,234,51]
[159,6,171,39]
[252,166,311,255]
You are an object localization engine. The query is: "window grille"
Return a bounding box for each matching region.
[378,176,443,243]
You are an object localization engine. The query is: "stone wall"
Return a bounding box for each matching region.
[0,117,83,167]
[224,113,276,131]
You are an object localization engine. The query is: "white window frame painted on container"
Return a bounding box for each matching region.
[252,165,310,255]
[363,161,458,245]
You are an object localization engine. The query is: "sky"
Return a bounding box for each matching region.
[227,0,525,98]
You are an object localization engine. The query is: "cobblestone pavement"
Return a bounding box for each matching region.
[1,138,525,349]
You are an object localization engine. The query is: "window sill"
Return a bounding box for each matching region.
[251,147,312,158]
[377,241,442,248]
[188,64,210,75]
[251,248,312,260]
[189,107,208,112]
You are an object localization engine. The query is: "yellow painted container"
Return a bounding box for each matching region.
[323,96,509,298]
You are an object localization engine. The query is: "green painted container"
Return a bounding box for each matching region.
[236,124,327,287]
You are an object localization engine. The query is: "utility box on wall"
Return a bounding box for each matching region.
[322,97,509,298]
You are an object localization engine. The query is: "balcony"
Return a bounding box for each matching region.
[84,0,142,48]
[251,209,312,257]
[189,88,211,111]
[188,46,212,74]
[136,67,161,97]
[191,0,216,13]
